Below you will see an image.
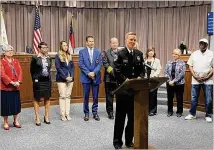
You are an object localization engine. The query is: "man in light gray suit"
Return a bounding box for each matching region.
[102,37,119,119]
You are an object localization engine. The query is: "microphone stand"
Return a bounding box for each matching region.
[144,62,155,80]
[146,67,152,80]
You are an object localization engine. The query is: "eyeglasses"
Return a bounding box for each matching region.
[41,47,48,49]
[5,50,14,52]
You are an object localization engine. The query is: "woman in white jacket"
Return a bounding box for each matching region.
[145,47,162,116]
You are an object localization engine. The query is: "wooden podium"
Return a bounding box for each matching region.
[112,77,168,149]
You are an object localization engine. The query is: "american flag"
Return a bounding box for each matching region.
[33,6,42,54]
[68,18,75,54]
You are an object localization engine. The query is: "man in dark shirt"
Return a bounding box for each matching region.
[102,37,119,119]
[113,32,145,149]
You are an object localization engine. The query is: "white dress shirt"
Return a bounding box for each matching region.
[87,47,94,63]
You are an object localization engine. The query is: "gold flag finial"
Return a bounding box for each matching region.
[71,15,74,28]
[35,0,39,8]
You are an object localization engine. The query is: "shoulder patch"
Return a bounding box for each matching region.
[114,54,118,61]
[102,52,105,57]
[137,56,141,61]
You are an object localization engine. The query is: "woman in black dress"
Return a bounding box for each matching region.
[30,42,52,126]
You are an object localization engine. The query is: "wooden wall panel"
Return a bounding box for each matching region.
[1,54,206,112]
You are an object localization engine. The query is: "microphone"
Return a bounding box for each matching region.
[143,62,157,71]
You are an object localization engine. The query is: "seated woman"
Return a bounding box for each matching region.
[0,44,23,130]
[164,49,186,117]
[144,47,162,116]
[30,42,52,126]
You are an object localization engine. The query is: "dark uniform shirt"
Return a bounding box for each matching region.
[114,47,145,85]
[113,47,145,145]
[102,48,118,83]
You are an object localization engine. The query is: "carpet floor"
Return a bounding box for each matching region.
[0,103,213,150]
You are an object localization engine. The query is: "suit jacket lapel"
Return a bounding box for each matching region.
[124,47,129,56]
[84,47,91,64]
[110,49,114,58]
[37,56,42,67]
[125,47,134,64]
[132,50,135,64]
[47,57,51,70]
[92,49,97,65]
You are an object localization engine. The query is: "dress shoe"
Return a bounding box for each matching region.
[93,114,100,121]
[108,112,114,120]
[125,142,134,148]
[167,112,173,117]
[66,115,72,120]
[44,117,51,124]
[177,113,182,117]
[114,144,122,149]
[13,122,22,128]
[84,114,89,121]
[149,113,155,116]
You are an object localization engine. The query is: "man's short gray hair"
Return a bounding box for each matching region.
[125,32,136,39]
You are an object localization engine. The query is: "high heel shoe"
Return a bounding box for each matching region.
[44,117,51,124]
[36,122,41,126]
[35,120,41,126]
[66,115,71,121]
[61,115,67,121]
[13,122,22,128]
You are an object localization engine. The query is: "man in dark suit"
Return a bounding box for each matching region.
[79,36,102,121]
[113,32,145,149]
[102,37,119,120]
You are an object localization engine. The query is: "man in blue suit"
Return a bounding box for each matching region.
[79,36,102,121]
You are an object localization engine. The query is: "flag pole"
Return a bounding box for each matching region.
[0,1,2,10]
[1,3,3,16]
[71,15,75,49]
[71,14,74,28]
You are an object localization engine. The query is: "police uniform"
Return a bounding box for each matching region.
[113,47,145,148]
[102,48,118,119]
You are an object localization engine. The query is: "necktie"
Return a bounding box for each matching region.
[89,49,93,63]
[129,50,133,62]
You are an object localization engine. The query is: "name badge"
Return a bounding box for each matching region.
[114,55,118,61]
[96,58,99,64]
[123,59,128,63]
